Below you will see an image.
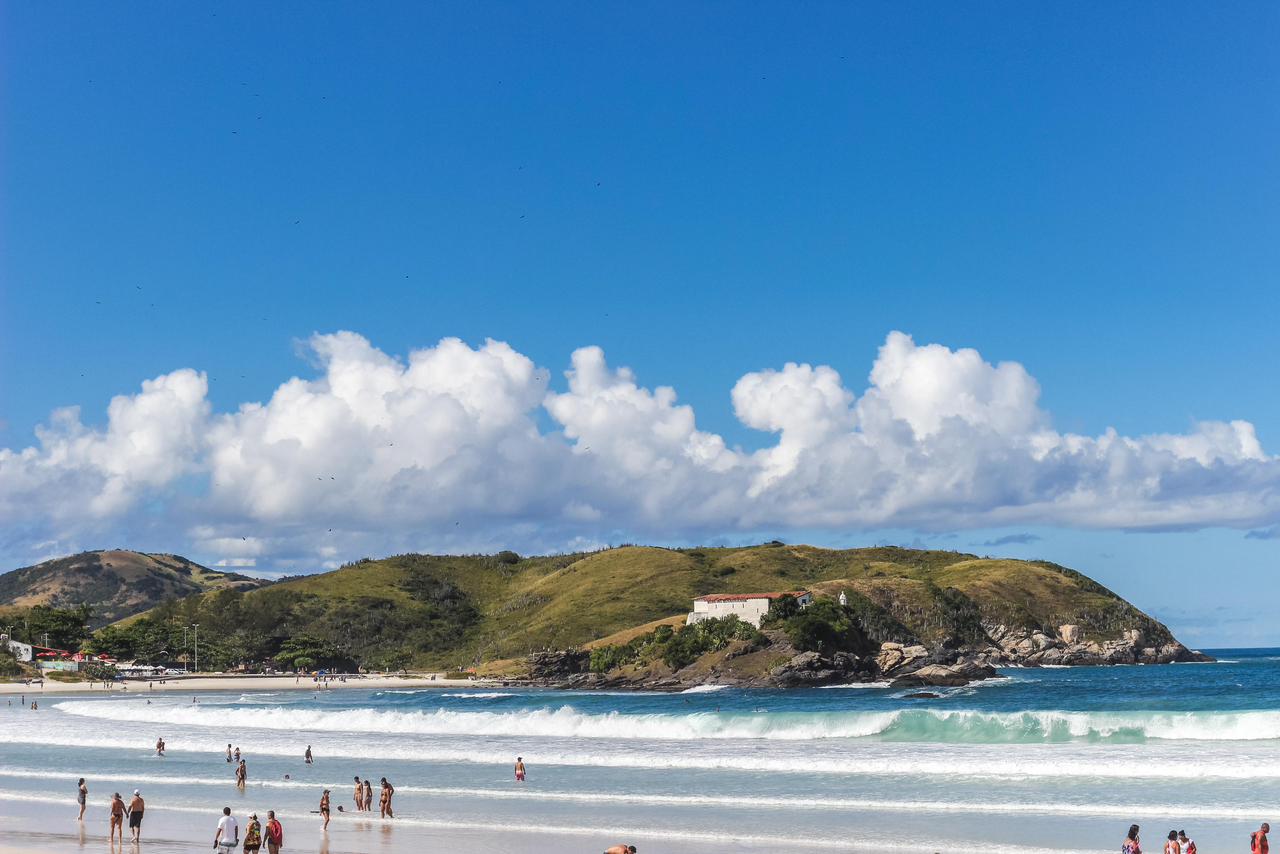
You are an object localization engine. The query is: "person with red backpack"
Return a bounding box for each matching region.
[1253,823,1270,854]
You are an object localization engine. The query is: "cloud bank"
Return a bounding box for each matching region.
[3,331,1277,570]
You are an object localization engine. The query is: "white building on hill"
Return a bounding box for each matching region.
[686,591,813,628]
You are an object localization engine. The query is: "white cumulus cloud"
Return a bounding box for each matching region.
[1,330,1277,571]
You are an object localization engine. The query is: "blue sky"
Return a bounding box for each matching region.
[2,3,1278,644]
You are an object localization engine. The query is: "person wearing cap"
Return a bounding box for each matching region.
[128,789,145,841]
[264,810,283,854]
[242,812,262,852]
[319,789,331,831]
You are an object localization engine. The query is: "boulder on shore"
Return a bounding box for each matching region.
[890,659,999,688]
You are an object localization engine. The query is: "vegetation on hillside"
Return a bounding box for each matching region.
[0,543,1180,672]
[0,550,264,626]
[588,616,763,673]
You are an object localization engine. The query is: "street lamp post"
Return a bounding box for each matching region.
[192,623,199,674]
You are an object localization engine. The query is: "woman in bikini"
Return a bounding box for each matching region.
[76,778,87,820]
[319,790,331,831]
[108,792,126,842]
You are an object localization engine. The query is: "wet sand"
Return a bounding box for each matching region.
[0,794,691,854]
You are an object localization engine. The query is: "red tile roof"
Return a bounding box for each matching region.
[694,591,809,602]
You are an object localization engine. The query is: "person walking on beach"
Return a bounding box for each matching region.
[352,777,363,811]
[236,759,247,788]
[214,806,239,851]
[1177,830,1195,854]
[304,745,313,765]
[264,811,283,854]
[1122,825,1142,854]
[128,789,145,842]
[1253,823,1271,854]
[514,757,526,782]
[318,789,331,830]
[1163,830,1180,854]
[379,778,394,818]
[109,792,126,842]
[76,778,87,820]
[243,812,262,852]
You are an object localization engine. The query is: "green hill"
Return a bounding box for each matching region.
[0,550,267,627]
[92,544,1183,671]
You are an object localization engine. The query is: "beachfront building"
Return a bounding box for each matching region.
[2,635,33,662]
[686,591,813,628]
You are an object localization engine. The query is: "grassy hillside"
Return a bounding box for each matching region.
[0,550,266,627]
[103,543,1177,670]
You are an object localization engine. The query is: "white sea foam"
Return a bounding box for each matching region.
[441,692,515,699]
[44,699,1280,745]
[820,681,893,689]
[680,684,730,693]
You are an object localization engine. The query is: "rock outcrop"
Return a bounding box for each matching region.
[978,624,1211,667]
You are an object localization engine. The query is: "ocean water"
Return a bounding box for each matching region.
[2,650,1279,853]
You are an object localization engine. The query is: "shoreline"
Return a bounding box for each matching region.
[0,672,498,696]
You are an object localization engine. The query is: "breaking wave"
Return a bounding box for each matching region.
[48,701,1280,744]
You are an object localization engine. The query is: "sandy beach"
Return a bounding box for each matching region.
[0,673,495,695]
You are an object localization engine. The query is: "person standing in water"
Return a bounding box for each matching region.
[233,747,241,763]
[1177,830,1195,854]
[362,777,372,811]
[127,789,145,842]
[379,778,394,818]
[304,745,313,765]
[155,736,165,756]
[352,777,363,811]
[1163,829,1180,854]
[226,744,233,763]
[318,790,330,830]
[76,778,87,820]
[514,757,526,782]
[235,759,247,788]
[1122,825,1141,854]
[108,792,126,842]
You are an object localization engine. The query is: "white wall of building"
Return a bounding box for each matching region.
[687,593,813,628]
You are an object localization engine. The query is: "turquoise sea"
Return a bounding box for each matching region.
[3,650,1279,853]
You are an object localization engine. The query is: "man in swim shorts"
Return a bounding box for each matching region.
[264,810,283,854]
[514,757,526,782]
[128,789,145,841]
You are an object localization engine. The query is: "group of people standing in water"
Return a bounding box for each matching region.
[1122,822,1273,853]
